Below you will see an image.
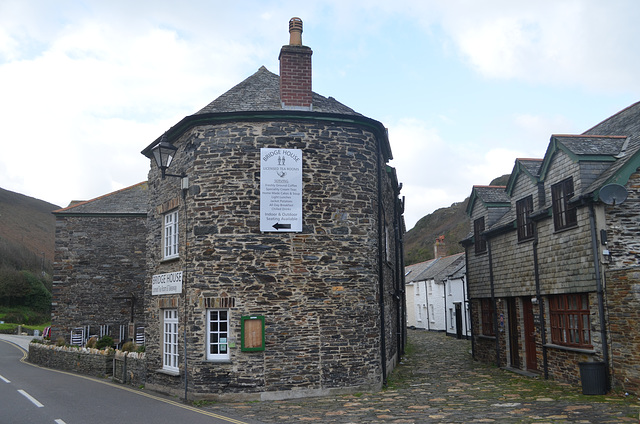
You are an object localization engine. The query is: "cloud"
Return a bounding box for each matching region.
[388,111,562,229]
[423,1,640,92]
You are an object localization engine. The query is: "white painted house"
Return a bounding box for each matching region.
[442,259,471,339]
[405,252,469,338]
[405,259,436,329]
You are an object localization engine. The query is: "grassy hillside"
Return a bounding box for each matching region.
[404,175,510,265]
[0,187,59,273]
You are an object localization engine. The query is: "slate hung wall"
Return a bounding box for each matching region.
[463,102,640,395]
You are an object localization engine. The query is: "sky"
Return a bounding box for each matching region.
[1,1,640,230]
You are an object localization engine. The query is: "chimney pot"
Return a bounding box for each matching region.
[289,17,303,45]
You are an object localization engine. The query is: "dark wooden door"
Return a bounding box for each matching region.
[455,303,463,339]
[507,298,519,368]
[522,297,538,371]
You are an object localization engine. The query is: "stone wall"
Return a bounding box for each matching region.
[28,343,114,378]
[144,119,402,399]
[605,170,640,394]
[52,214,147,343]
[28,343,146,386]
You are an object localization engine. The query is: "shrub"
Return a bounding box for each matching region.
[55,337,66,347]
[95,335,113,350]
[4,312,25,324]
[85,336,97,349]
[121,341,136,352]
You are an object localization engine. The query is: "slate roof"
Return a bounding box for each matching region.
[412,253,465,283]
[466,185,510,217]
[519,159,543,177]
[473,186,509,204]
[552,135,628,157]
[196,66,361,116]
[53,182,148,215]
[584,100,640,137]
[465,100,640,240]
[448,261,466,280]
[405,259,436,284]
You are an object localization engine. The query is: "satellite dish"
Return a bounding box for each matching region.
[599,183,628,206]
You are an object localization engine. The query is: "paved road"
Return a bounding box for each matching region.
[2,331,638,423]
[0,337,260,424]
[203,330,640,423]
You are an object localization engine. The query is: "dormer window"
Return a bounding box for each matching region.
[551,177,577,231]
[516,195,534,241]
[474,217,486,255]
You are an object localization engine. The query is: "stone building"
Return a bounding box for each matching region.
[462,101,640,394]
[51,182,148,345]
[137,18,406,400]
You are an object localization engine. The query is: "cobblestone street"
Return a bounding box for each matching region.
[205,329,640,423]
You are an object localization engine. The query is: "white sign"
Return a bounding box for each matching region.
[260,148,303,232]
[152,271,183,295]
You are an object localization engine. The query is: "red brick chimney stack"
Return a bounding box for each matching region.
[434,235,446,259]
[279,17,313,110]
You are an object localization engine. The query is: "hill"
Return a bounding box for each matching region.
[404,175,510,265]
[0,187,60,272]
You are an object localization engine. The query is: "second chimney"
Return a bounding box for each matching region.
[434,235,446,259]
[279,17,313,110]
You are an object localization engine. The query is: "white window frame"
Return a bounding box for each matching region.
[415,282,420,296]
[164,210,179,259]
[162,309,179,372]
[207,309,230,361]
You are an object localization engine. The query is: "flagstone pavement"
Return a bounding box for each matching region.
[204,329,640,423]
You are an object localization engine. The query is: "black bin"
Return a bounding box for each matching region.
[578,361,607,395]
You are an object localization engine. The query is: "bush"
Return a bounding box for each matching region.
[121,341,136,352]
[95,335,113,350]
[86,336,97,349]
[4,312,25,324]
[55,337,66,347]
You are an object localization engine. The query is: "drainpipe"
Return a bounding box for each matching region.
[425,281,431,331]
[182,185,189,402]
[487,239,501,368]
[464,247,475,358]
[376,141,387,385]
[588,203,610,390]
[394,195,406,356]
[399,200,407,354]
[532,223,548,379]
[443,280,447,333]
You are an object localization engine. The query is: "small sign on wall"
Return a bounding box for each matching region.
[151,271,183,295]
[241,315,265,352]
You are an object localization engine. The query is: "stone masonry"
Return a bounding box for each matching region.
[144,117,404,400]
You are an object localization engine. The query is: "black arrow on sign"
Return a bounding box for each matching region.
[272,222,292,230]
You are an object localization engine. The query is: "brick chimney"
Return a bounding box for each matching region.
[279,17,313,110]
[434,235,446,259]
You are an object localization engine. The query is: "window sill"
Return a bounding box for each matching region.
[553,224,578,234]
[544,343,595,354]
[156,368,181,376]
[205,359,232,364]
[477,334,496,340]
[160,256,180,264]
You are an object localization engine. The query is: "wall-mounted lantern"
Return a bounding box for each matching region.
[150,139,188,189]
